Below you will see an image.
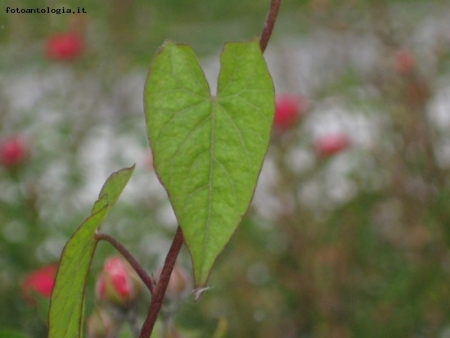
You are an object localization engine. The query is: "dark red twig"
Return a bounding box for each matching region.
[259,0,282,53]
[95,231,155,295]
[139,226,184,338]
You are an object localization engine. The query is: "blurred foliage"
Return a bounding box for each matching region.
[1,0,450,337]
[0,0,302,64]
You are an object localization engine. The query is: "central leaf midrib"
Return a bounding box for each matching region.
[202,97,217,275]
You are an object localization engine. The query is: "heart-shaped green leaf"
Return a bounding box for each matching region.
[48,165,134,338]
[144,39,274,287]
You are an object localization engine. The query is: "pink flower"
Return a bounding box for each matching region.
[45,32,84,61]
[315,133,351,157]
[22,265,58,305]
[273,95,308,130]
[0,136,28,167]
[96,256,142,308]
[395,50,415,74]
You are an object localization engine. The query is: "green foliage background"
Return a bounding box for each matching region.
[1,0,450,337]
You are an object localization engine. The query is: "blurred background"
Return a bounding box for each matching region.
[1,0,450,337]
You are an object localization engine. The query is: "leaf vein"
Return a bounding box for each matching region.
[155,100,208,143]
[168,114,211,187]
[214,158,238,213]
[180,183,209,218]
[217,47,248,95]
[219,106,251,165]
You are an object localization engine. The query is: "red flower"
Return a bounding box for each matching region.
[0,136,28,167]
[22,265,58,305]
[45,32,84,61]
[395,50,415,74]
[96,256,142,308]
[273,95,308,130]
[315,133,351,157]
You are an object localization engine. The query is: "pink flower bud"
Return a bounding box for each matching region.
[315,133,351,157]
[395,49,415,74]
[96,256,142,308]
[0,136,28,167]
[87,307,117,338]
[21,264,58,305]
[45,32,85,61]
[273,95,308,130]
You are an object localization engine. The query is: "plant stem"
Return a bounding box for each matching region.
[95,232,155,295]
[139,226,184,338]
[260,0,282,53]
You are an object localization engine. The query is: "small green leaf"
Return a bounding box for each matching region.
[48,166,134,338]
[92,164,135,214]
[144,39,274,286]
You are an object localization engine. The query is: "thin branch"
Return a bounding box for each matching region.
[95,232,155,295]
[139,226,184,338]
[260,0,282,53]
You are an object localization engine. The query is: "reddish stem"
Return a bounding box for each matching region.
[95,232,155,295]
[260,0,282,53]
[139,226,184,338]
